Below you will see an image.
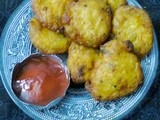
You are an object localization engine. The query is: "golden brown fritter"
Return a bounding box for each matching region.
[100,39,134,54]
[32,0,71,31]
[85,40,143,101]
[67,42,99,83]
[112,5,153,58]
[29,18,71,54]
[107,0,127,13]
[63,0,111,48]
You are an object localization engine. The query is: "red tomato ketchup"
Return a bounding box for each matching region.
[12,54,69,106]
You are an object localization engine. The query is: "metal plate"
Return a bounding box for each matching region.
[0,0,158,119]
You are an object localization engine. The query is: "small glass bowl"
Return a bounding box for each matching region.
[11,53,70,109]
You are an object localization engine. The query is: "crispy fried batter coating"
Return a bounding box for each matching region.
[67,42,99,83]
[63,0,111,48]
[85,40,143,101]
[112,6,153,58]
[32,0,71,30]
[29,18,71,54]
[107,0,127,13]
[100,39,134,54]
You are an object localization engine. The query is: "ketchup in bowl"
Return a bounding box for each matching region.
[12,54,70,107]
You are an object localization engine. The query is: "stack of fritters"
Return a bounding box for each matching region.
[30,0,73,54]
[29,0,153,101]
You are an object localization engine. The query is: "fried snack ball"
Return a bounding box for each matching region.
[29,18,71,54]
[85,40,143,101]
[32,0,71,31]
[107,0,127,13]
[63,0,111,48]
[67,42,99,83]
[112,6,153,58]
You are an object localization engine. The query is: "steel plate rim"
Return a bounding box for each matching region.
[0,0,159,120]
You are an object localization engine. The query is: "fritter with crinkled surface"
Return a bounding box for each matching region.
[32,0,71,31]
[63,0,111,48]
[85,40,143,101]
[29,18,71,54]
[112,5,153,58]
[67,42,99,83]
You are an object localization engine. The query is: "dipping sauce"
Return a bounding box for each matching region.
[12,54,69,106]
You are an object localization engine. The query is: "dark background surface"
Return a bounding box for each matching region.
[0,0,160,119]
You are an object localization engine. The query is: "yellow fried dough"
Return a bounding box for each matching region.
[32,0,71,31]
[63,0,111,48]
[107,0,127,13]
[112,6,153,58]
[85,40,143,101]
[29,18,71,54]
[67,42,99,83]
